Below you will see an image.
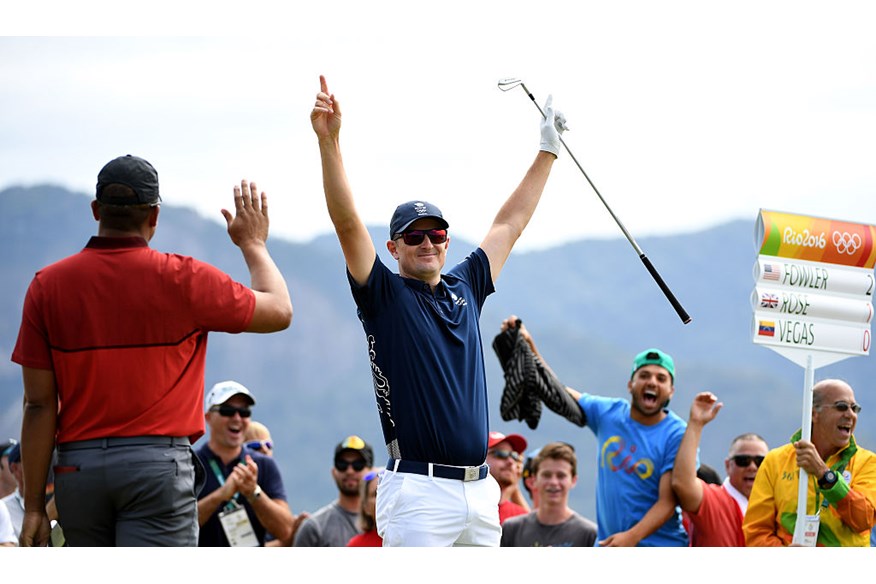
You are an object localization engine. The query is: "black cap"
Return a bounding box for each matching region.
[96,154,161,205]
[334,435,374,467]
[389,200,448,239]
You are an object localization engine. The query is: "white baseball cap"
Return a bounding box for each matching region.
[205,380,256,412]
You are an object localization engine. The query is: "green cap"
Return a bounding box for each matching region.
[631,348,675,381]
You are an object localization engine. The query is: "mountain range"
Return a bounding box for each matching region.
[2,184,873,520]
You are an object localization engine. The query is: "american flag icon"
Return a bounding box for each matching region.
[760,293,779,309]
[763,264,781,281]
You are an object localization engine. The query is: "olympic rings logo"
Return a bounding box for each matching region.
[833,231,861,255]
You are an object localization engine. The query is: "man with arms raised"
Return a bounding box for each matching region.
[310,75,565,546]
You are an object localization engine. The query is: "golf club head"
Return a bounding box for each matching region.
[497,78,523,91]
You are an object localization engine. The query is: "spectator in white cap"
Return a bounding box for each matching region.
[195,381,294,547]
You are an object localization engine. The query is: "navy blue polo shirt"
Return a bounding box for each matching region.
[195,443,287,547]
[348,248,494,466]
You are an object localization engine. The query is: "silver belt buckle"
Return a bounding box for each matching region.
[463,466,480,482]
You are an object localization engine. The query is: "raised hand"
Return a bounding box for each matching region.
[311,74,342,140]
[540,95,566,157]
[222,180,270,249]
[689,391,722,426]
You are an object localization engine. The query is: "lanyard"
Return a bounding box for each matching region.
[208,456,242,511]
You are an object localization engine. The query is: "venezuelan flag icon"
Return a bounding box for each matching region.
[758,321,776,337]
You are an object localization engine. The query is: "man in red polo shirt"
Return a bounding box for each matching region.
[12,155,292,547]
[672,392,769,546]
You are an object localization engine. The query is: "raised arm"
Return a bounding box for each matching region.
[672,392,722,513]
[311,75,376,285]
[222,180,293,333]
[500,315,586,424]
[480,96,565,282]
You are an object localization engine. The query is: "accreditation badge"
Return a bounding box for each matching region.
[799,514,820,547]
[219,502,259,547]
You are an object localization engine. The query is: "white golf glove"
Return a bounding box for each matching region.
[539,94,568,157]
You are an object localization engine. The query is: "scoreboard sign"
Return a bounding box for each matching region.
[752,210,876,368]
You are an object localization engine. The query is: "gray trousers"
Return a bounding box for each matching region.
[54,436,205,546]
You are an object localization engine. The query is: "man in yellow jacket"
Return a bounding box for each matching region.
[743,379,876,546]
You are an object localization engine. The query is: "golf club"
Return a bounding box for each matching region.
[498,78,692,325]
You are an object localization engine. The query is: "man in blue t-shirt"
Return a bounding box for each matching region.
[310,75,566,546]
[500,317,689,547]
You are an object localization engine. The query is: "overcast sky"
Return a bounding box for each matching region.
[3,1,876,252]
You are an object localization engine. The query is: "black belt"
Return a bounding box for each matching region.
[58,436,190,451]
[388,458,489,482]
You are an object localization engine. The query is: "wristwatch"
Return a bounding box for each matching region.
[818,469,838,489]
[246,485,263,502]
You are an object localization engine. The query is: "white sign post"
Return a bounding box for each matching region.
[752,209,875,545]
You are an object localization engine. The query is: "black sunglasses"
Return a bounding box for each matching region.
[395,229,448,246]
[211,405,252,418]
[829,401,862,414]
[488,449,522,463]
[731,455,765,468]
[335,459,367,472]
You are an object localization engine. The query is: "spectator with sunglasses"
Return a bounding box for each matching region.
[244,421,274,457]
[744,379,876,546]
[672,392,769,546]
[11,156,292,547]
[310,74,565,547]
[196,381,293,547]
[487,431,530,524]
[294,435,374,547]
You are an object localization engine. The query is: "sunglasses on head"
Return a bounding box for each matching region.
[488,449,522,462]
[395,229,447,246]
[731,455,765,468]
[211,405,252,418]
[335,458,367,472]
[245,440,273,451]
[828,401,862,414]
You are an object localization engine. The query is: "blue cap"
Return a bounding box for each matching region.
[389,200,449,239]
[631,348,675,381]
[6,443,20,465]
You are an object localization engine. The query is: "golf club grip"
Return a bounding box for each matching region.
[639,254,692,324]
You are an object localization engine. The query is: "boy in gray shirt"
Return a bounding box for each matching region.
[501,442,597,547]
